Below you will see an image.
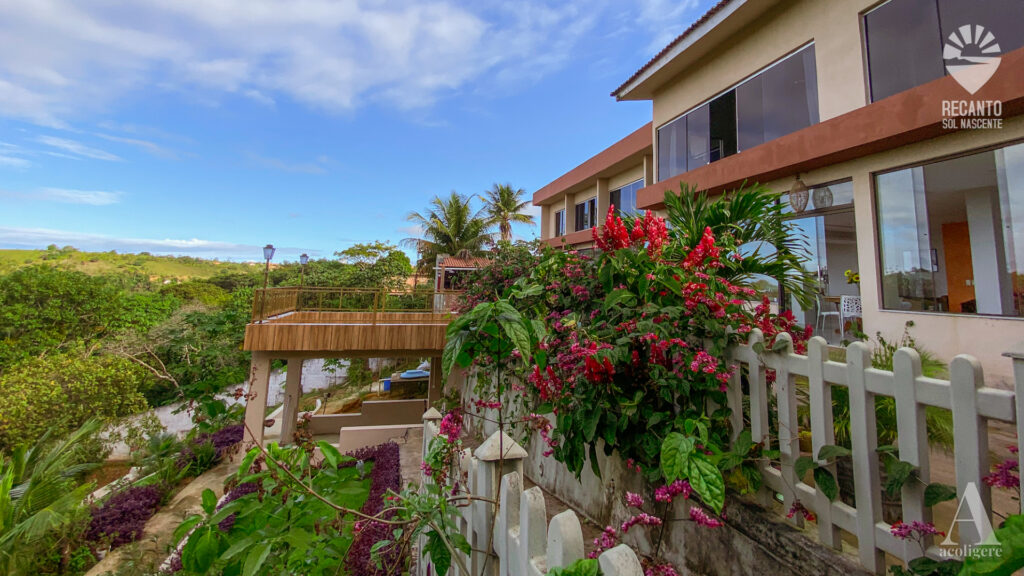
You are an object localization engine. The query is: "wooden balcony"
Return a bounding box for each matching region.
[243,287,462,355]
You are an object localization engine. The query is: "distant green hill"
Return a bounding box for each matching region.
[0,247,260,280]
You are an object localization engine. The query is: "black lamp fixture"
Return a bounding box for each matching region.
[299,253,309,289]
[259,244,275,321]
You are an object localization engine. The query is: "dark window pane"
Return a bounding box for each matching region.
[763,45,819,141]
[609,189,621,214]
[686,103,710,171]
[939,0,1024,66]
[709,90,737,162]
[865,0,943,102]
[736,75,764,152]
[575,198,596,231]
[657,116,687,181]
[611,179,642,216]
[554,210,565,236]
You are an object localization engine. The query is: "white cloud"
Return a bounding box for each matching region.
[0,154,30,168]
[36,187,122,205]
[35,135,122,161]
[96,133,178,159]
[0,226,315,260]
[248,153,329,174]
[0,0,604,124]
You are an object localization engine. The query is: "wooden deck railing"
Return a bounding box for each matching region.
[251,287,460,322]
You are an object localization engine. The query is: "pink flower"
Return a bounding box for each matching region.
[654,479,691,503]
[644,564,680,576]
[983,458,1020,489]
[625,492,645,508]
[588,526,619,558]
[890,521,944,540]
[438,409,462,442]
[621,512,662,533]
[688,506,723,528]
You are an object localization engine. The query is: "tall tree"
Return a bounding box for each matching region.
[402,192,492,271]
[480,183,535,242]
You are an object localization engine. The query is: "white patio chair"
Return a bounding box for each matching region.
[839,295,862,337]
[816,294,840,337]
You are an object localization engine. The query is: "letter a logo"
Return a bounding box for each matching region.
[941,482,999,547]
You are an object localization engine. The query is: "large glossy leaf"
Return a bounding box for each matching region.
[686,453,725,514]
[660,433,694,483]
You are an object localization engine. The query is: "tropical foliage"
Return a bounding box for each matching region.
[403,191,492,271]
[664,182,816,309]
[481,183,535,242]
[0,420,101,576]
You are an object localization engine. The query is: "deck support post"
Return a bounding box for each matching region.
[243,351,273,449]
[428,356,443,408]
[280,357,304,445]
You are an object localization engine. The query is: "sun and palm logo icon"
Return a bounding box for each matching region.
[943,24,1002,95]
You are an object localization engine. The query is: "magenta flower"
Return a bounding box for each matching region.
[624,492,645,508]
[688,506,723,528]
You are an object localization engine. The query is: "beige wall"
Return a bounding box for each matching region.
[651,0,878,177]
[758,116,1024,386]
[539,162,647,240]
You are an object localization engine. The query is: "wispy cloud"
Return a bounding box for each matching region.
[36,187,122,205]
[0,226,315,260]
[96,133,178,159]
[248,153,329,174]
[0,0,608,125]
[35,135,122,161]
[0,154,30,168]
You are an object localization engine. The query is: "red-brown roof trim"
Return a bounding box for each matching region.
[611,0,735,99]
[532,123,652,206]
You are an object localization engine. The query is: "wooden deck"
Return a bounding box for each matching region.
[243,310,451,354]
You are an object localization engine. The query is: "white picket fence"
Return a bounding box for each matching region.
[417,410,644,576]
[417,330,1024,575]
[726,330,1024,573]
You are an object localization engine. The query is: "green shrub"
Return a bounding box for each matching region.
[0,353,149,452]
[159,281,229,307]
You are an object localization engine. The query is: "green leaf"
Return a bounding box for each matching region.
[814,467,839,500]
[732,429,754,456]
[602,289,635,312]
[242,541,272,576]
[883,459,917,498]
[201,488,218,515]
[535,402,553,415]
[450,532,472,556]
[424,531,452,576]
[582,409,600,443]
[924,483,958,507]
[498,316,532,363]
[183,527,221,574]
[660,433,694,483]
[173,515,203,545]
[318,441,342,468]
[960,513,1024,576]
[686,453,726,514]
[794,456,816,480]
[547,558,600,576]
[816,444,852,461]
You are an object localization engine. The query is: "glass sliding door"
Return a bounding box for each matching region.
[781,180,860,344]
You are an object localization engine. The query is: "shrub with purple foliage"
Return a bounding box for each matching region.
[87,484,165,548]
[344,441,403,576]
[216,481,259,532]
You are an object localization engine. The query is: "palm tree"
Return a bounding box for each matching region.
[0,420,101,575]
[662,182,818,309]
[480,183,535,242]
[402,192,492,271]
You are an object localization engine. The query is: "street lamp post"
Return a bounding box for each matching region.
[298,253,309,311]
[260,244,275,321]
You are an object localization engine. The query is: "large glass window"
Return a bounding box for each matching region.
[610,179,643,216]
[657,44,819,182]
[554,209,566,237]
[875,142,1024,317]
[575,198,596,231]
[865,0,1024,102]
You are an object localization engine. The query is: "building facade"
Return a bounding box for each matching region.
[535,0,1024,383]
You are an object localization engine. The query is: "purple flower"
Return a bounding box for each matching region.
[688,506,723,528]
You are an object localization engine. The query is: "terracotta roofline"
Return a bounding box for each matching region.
[532,123,653,206]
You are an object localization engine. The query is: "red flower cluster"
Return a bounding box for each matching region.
[593,206,668,260]
[584,354,615,383]
[682,226,722,269]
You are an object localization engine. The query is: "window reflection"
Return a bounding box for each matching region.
[875,143,1024,317]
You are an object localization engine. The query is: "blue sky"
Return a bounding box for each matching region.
[0,0,713,262]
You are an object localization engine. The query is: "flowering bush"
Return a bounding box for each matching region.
[444,196,816,572]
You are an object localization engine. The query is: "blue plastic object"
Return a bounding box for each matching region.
[400,369,430,379]
[382,378,391,391]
